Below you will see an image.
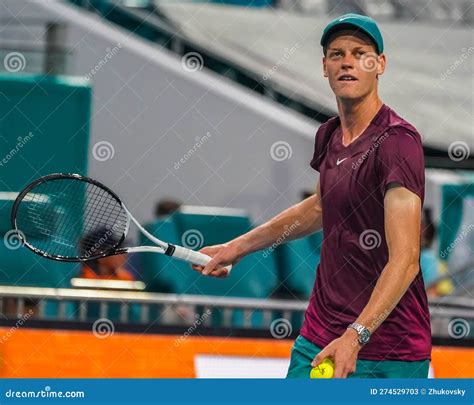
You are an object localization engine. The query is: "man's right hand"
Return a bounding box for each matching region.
[191,242,243,278]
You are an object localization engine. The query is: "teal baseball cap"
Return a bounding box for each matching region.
[320,13,384,54]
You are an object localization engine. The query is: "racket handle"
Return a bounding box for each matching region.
[170,245,232,274]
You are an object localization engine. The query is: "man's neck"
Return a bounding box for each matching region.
[337,95,383,146]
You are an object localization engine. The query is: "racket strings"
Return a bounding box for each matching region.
[15,177,128,260]
[80,184,126,257]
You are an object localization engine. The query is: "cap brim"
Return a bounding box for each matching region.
[321,23,379,53]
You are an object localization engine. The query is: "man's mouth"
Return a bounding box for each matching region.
[338,74,357,81]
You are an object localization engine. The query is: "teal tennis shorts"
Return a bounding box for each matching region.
[287,335,430,378]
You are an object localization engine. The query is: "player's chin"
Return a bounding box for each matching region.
[334,88,363,100]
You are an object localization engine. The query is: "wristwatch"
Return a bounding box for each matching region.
[347,323,371,346]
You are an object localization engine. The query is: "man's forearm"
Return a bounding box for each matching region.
[353,187,424,337]
[354,258,420,335]
[230,194,323,257]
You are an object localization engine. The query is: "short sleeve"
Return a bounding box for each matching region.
[309,122,334,172]
[376,128,425,202]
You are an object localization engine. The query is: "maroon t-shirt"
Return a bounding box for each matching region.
[300,104,431,361]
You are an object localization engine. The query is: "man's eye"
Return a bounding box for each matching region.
[332,51,343,57]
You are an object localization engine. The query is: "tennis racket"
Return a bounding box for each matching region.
[10,173,232,273]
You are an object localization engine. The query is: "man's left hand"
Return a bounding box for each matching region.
[311,328,361,378]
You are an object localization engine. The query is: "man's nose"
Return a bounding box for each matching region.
[341,54,355,68]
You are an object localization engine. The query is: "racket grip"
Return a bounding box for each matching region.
[171,245,232,274]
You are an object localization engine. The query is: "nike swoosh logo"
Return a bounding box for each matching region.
[336,157,348,166]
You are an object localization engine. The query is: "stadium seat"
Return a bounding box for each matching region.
[0,74,90,290]
[139,217,193,294]
[171,207,279,298]
[276,231,322,300]
[0,241,78,288]
[0,195,79,288]
[139,209,280,327]
[0,75,91,191]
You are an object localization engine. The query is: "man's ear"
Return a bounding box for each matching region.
[323,56,328,77]
[376,53,386,76]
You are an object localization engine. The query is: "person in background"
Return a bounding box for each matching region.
[79,228,136,281]
[80,255,136,281]
[420,209,441,297]
[154,198,182,218]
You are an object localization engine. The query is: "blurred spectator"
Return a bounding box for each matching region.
[420,209,443,297]
[79,228,135,281]
[80,255,135,281]
[155,198,182,218]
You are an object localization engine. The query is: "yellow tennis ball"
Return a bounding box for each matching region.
[310,359,334,379]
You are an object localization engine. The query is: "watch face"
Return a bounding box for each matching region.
[360,329,371,344]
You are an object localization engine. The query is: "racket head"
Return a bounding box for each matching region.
[11,173,129,262]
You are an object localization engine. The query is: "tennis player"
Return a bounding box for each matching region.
[192,13,431,378]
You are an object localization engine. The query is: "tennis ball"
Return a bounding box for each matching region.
[310,358,334,379]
